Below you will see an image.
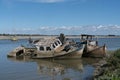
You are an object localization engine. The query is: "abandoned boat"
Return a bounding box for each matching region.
[7,33,84,59]
[7,46,24,57]
[81,34,107,57]
[10,36,18,41]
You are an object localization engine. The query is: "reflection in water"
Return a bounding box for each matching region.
[7,57,95,80]
[36,59,83,76]
[36,60,66,77]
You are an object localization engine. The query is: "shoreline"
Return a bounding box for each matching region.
[93,49,120,79]
[0,35,120,40]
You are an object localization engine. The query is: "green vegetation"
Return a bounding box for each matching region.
[97,49,120,80]
[114,49,120,58]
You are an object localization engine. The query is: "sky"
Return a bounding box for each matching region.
[0,0,120,35]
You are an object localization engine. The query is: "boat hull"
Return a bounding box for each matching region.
[83,44,107,57]
[31,47,83,59]
[7,46,24,57]
[7,46,83,59]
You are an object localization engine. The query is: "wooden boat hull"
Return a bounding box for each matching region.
[8,46,83,59]
[7,46,24,57]
[8,33,85,59]
[83,44,107,57]
[31,47,83,59]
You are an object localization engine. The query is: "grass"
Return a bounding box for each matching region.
[114,49,120,58]
[96,49,120,80]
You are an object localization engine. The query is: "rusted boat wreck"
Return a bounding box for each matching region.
[81,34,107,57]
[7,34,84,59]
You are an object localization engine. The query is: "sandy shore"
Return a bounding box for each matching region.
[0,35,81,40]
[0,35,120,40]
[0,35,54,40]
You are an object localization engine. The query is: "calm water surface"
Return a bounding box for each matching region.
[0,38,120,80]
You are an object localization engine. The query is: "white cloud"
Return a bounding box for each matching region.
[97,25,104,29]
[7,25,120,35]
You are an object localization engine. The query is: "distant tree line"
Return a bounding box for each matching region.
[0,34,41,36]
[0,33,81,36]
[0,33,59,36]
[0,33,120,37]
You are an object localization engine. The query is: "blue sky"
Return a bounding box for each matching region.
[0,0,120,35]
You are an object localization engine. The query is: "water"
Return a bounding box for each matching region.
[98,38,120,50]
[0,38,120,80]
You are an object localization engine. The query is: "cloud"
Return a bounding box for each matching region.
[7,25,120,35]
